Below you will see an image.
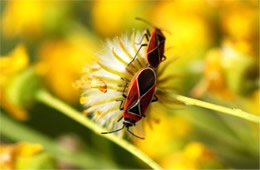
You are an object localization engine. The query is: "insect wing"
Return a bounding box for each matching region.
[123,70,141,121]
[123,68,156,122]
[124,72,140,111]
[137,68,156,116]
[140,86,156,115]
[137,68,156,96]
[147,29,166,68]
[147,30,158,53]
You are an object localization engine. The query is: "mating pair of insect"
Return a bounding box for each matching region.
[102,18,167,139]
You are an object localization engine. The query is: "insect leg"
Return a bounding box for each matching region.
[117,116,123,122]
[152,94,158,102]
[116,82,128,110]
[128,43,147,66]
[121,77,129,83]
[128,29,150,66]
[101,125,124,134]
[135,29,150,45]
[115,99,124,110]
[147,29,151,37]
[122,81,128,98]
[127,127,145,140]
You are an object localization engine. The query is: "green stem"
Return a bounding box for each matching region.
[35,89,162,170]
[171,94,260,124]
[0,113,116,168]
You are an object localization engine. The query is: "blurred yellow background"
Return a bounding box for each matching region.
[0,0,259,169]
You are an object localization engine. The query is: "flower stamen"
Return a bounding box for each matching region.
[97,104,121,121]
[112,48,138,73]
[107,113,123,130]
[93,75,124,84]
[91,96,124,107]
[90,79,107,93]
[82,66,101,74]
[97,62,132,81]
[117,37,134,61]
[125,67,135,76]
[80,96,88,105]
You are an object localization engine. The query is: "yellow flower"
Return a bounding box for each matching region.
[0,45,29,86]
[191,48,233,99]
[161,142,218,169]
[221,40,255,94]
[76,30,179,138]
[15,143,43,157]
[91,0,144,37]
[39,35,97,104]
[220,2,258,41]
[0,145,15,169]
[192,38,256,98]
[161,153,197,170]
[0,44,29,120]
[1,0,47,38]
[184,142,210,161]
[0,142,43,169]
[150,0,211,59]
[135,110,191,158]
[219,1,258,60]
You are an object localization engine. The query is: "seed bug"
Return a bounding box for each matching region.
[102,18,167,139]
[102,67,157,139]
[128,17,166,68]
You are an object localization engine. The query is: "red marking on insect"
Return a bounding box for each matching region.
[102,18,167,139]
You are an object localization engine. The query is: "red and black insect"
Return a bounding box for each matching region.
[102,18,166,139]
[101,67,158,139]
[129,17,166,68]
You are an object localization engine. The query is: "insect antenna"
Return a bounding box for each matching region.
[135,17,172,35]
[126,127,145,140]
[101,125,124,134]
[135,17,156,28]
